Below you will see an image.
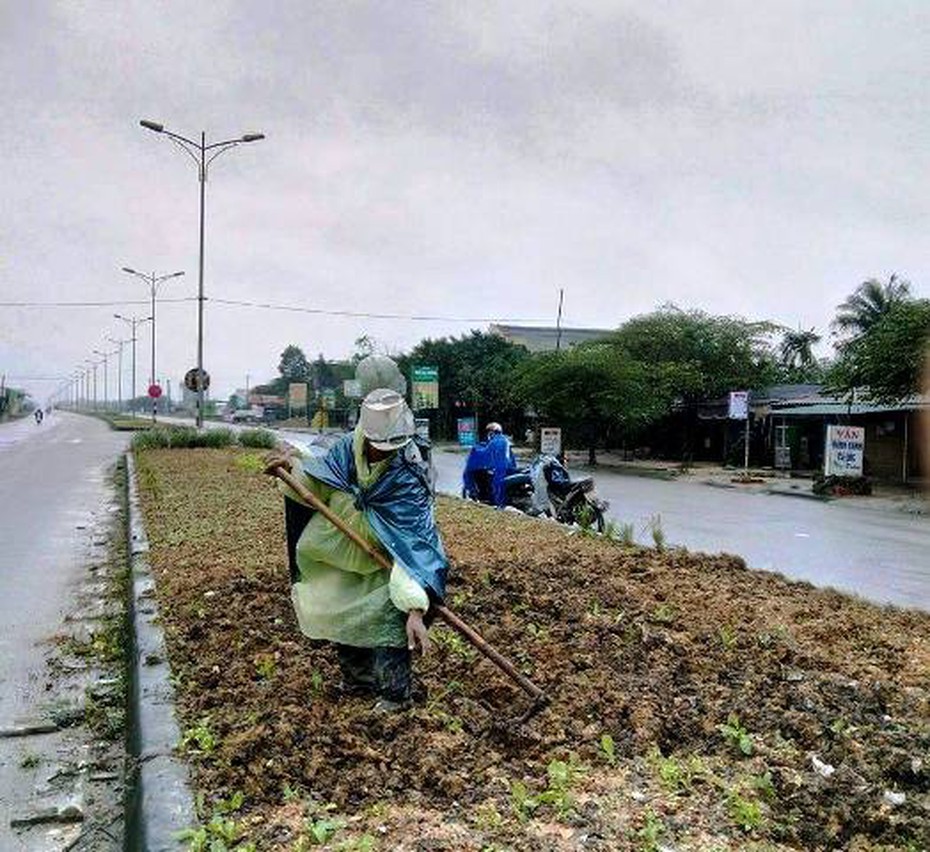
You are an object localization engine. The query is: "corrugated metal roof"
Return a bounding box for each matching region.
[772,401,927,416]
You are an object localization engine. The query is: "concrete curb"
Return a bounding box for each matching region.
[125,452,195,850]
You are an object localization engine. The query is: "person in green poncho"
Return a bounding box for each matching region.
[274,388,444,712]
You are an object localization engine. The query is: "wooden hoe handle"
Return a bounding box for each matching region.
[266,461,548,705]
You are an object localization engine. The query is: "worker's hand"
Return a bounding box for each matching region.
[406,609,430,656]
[262,446,293,475]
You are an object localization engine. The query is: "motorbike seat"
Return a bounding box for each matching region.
[503,471,532,489]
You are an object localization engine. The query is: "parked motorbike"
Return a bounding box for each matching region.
[464,452,609,532]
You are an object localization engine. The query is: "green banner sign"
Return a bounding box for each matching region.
[411,365,439,410]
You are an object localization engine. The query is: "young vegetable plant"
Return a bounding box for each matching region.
[718,714,754,756]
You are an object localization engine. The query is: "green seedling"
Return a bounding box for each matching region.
[298,801,344,846]
[181,718,218,756]
[431,626,477,661]
[651,603,677,625]
[635,807,665,852]
[309,669,325,698]
[718,714,754,756]
[508,780,539,823]
[644,514,666,550]
[618,522,636,546]
[649,748,691,793]
[254,654,277,680]
[473,801,504,831]
[599,733,617,766]
[719,625,738,649]
[727,792,762,832]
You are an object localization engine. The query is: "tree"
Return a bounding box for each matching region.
[608,306,781,402]
[396,331,531,439]
[827,298,930,403]
[778,327,824,381]
[832,274,912,342]
[515,345,672,465]
[278,345,311,384]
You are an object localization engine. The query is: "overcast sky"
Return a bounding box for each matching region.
[3,1,929,403]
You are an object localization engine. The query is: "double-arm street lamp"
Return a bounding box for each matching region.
[122,267,184,423]
[140,119,265,427]
[114,313,153,417]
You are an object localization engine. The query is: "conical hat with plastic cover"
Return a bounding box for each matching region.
[355,354,407,397]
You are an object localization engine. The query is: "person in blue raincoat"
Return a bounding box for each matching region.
[274,388,447,712]
[462,422,517,507]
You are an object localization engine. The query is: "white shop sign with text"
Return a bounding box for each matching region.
[540,427,562,456]
[824,425,865,477]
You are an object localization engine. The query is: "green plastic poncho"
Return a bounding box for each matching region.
[281,428,431,648]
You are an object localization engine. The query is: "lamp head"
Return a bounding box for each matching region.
[140,120,164,133]
[241,133,265,142]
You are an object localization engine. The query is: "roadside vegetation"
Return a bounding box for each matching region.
[134,446,929,851]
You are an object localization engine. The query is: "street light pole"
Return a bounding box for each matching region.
[106,336,126,413]
[93,348,115,412]
[139,119,264,427]
[122,268,183,423]
[114,314,153,417]
[85,359,98,411]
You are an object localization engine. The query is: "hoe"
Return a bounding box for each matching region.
[265,459,550,725]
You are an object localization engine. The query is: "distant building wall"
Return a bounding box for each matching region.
[488,323,613,353]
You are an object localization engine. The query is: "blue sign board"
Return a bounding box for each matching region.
[457,416,477,447]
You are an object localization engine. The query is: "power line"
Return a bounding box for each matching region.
[209,296,550,324]
[0,297,197,307]
[1,294,552,324]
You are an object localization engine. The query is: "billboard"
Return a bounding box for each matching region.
[457,416,477,447]
[289,382,308,406]
[411,365,439,410]
[728,391,749,420]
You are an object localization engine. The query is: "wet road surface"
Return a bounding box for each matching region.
[0,413,128,846]
[431,448,930,612]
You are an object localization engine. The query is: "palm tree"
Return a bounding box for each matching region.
[779,327,821,371]
[833,273,912,339]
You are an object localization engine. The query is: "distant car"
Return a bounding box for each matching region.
[231,409,260,423]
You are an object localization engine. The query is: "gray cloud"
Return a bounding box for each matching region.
[2,1,928,401]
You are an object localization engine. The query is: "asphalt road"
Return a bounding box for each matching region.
[431,448,930,612]
[0,412,129,845]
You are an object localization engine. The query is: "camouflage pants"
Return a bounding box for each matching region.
[335,644,411,702]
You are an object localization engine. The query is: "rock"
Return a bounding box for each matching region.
[811,754,835,778]
[10,803,84,827]
[882,790,906,807]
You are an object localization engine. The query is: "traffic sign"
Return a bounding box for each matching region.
[184,368,211,393]
[148,384,163,399]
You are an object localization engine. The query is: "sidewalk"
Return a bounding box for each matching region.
[435,440,928,512]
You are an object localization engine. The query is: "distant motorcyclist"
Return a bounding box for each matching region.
[463,422,517,507]
[34,408,43,425]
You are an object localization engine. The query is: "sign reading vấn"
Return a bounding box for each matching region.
[824,425,865,477]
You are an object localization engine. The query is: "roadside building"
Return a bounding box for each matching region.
[769,394,928,484]
[488,323,613,352]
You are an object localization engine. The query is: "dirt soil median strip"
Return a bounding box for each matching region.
[133,447,929,851]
